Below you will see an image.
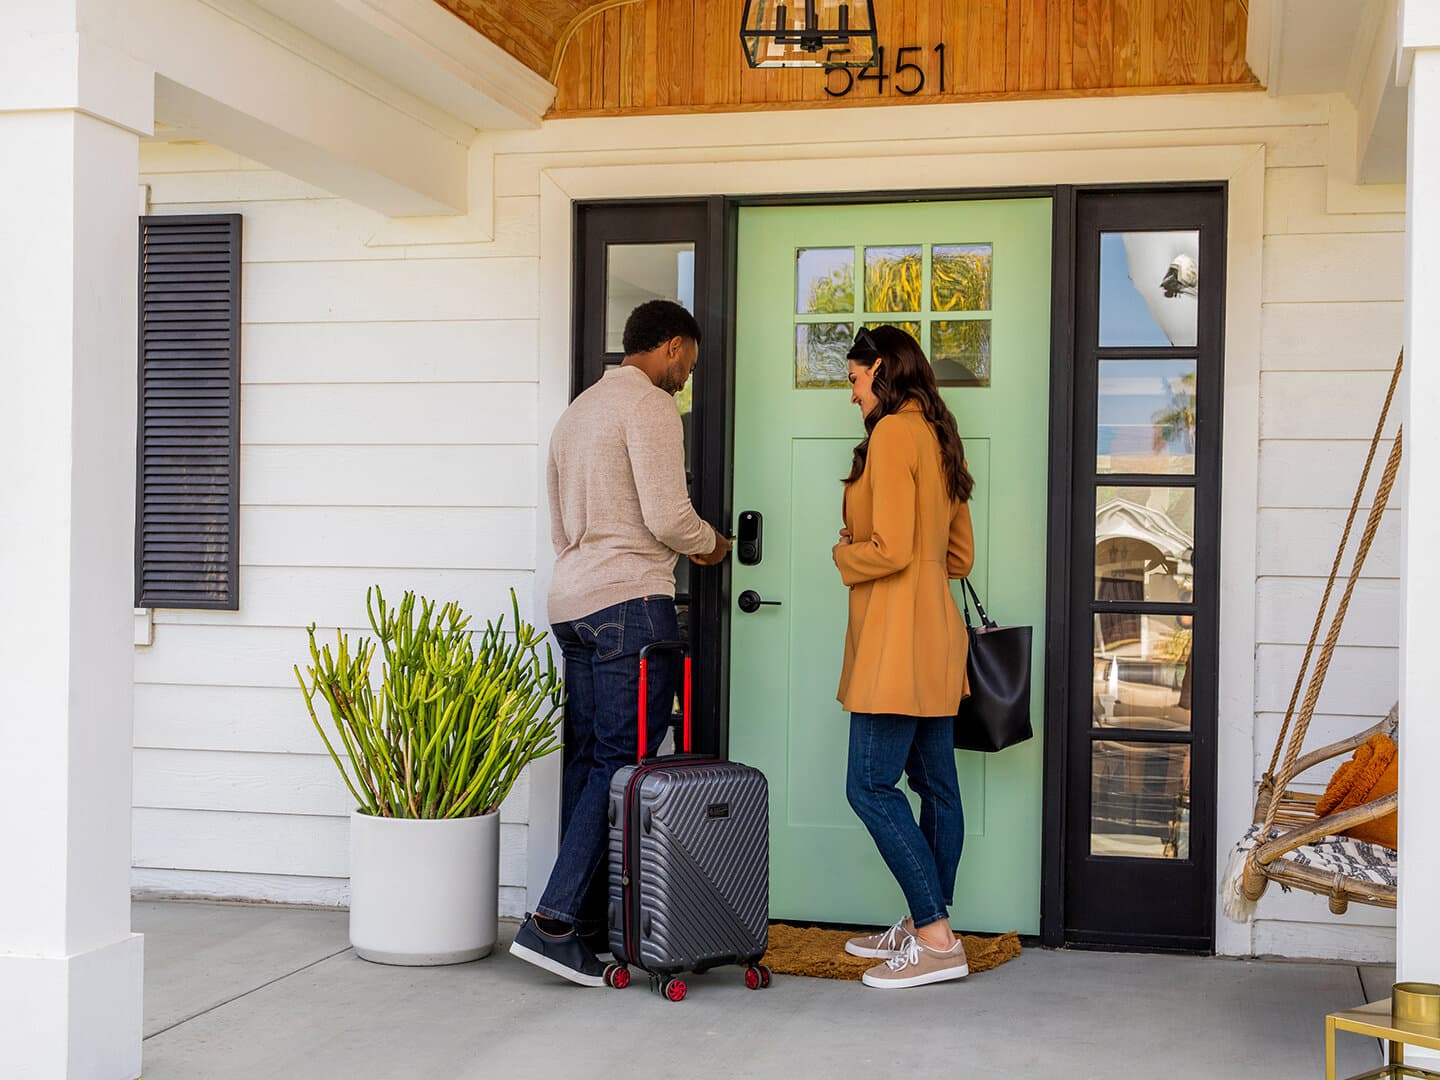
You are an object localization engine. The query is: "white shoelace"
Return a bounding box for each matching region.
[885,937,924,971]
[875,918,911,953]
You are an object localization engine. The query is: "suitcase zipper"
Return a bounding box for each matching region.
[622,765,651,965]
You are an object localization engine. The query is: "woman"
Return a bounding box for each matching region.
[832,325,975,991]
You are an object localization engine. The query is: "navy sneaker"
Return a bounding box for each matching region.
[580,928,614,961]
[509,915,607,987]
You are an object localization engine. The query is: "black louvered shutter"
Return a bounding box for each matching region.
[135,214,242,610]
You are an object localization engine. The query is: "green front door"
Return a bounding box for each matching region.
[728,199,1052,934]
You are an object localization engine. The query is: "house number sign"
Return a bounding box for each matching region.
[824,44,948,97]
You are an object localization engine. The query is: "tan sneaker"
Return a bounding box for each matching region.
[844,917,915,959]
[861,936,970,989]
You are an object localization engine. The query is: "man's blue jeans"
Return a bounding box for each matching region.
[846,712,966,930]
[536,596,679,930]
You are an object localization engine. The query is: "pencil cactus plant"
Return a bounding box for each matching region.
[295,587,564,819]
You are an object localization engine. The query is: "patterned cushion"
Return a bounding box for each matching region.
[1236,823,1397,888]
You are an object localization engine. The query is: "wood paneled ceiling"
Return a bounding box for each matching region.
[434,0,1256,118]
[430,0,601,78]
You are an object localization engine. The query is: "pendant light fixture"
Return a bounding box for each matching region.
[739,1,879,69]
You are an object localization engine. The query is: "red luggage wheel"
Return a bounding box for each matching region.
[744,966,762,990]
[604,964,630,989]
[664,978,687,1002]
[759,965,772,988]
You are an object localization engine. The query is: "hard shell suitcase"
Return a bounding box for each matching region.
[606,641,771,1001]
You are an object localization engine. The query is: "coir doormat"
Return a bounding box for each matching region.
[761,924,1021,981]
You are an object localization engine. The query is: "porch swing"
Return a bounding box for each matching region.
[1223,350,1404,922]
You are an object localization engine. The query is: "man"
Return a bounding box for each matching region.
[510,299,731,985]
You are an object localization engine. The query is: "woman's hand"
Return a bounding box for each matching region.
[832,528,853,567]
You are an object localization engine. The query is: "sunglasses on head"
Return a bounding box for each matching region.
[852,326,881,355]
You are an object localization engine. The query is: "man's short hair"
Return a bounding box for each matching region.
[622,299,702,356]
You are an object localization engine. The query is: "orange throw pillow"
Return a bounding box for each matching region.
[1316,733,1398,850]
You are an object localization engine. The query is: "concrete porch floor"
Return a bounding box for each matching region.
[136,901,1394,1079]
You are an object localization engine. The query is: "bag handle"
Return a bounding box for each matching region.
[638,640,691,762]
[960,579,996,631]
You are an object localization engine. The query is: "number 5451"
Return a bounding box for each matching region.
[824,44,947,97]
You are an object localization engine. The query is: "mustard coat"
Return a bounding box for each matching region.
[834,401,975,717]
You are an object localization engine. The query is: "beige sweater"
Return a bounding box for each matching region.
[547,365,717,624]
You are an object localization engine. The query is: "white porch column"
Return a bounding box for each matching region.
[1398,0,1440,1008]
[0,3,151,1077]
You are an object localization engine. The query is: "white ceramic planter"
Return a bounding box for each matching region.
[348,809,499,966]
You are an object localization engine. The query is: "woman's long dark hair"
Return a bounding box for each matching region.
[844,325,974,503]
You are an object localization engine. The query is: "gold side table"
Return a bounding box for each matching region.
[1327,999,1440,1080]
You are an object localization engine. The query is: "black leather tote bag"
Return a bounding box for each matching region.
[953,579,1034,753]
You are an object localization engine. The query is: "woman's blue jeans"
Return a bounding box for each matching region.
[846,712,966,929]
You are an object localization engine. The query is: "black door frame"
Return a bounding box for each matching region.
[1054,185,1227,953]
[571,198,736,755]
[570,182,1226,951]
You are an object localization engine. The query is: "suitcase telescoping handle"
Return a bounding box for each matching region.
[637,640,692,763]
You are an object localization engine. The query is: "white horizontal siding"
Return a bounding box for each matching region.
[1261,233,1405,304]
[1260,301,1404,371]
[1255,578,1400,647]
[1254,645,1398,716]
[1256,509,1401,577]
[132,809,527,883]
[1252,921,1397,964]
[134,749,530,824]
[243,258,537,323]
[1253,711,1396,790]
[240,383,537,445]
[240,445,538,508]
[132,868,352,907]
[129,868,529,919]
[137,142,545,912]
[1259,441,1400,508]
[152,567,535,629]
[242,321,539,383]
[1251,165,1402,957]
[1259,372,1403,440]
[239,506,535,569]
[135,684,321,753]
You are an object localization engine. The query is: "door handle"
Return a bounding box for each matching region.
[737,590,782,614]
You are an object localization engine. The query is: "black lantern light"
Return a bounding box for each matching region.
[739,1,878,69]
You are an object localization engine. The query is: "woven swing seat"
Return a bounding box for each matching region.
[1230,706,1400,916]
[1235,824,1397,908]
[1224,351,1404,921]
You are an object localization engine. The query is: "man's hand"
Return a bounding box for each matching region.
[690,531,732,567]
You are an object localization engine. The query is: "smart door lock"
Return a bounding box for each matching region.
[737,511,763,565]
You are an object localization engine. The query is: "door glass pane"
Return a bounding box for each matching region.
[605,243,696,353]
[796,322,853,389]
[1097,359,1196,474]
[797,247,855,314]
[1099,231,1199,348]
[1092,613,1192,731]
[864,245,922,313]
[1095,486,1195,603]
[932,244,993,311]
[930,320,991,387]
[863,319,921,341]
[1090,740,1191,859]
